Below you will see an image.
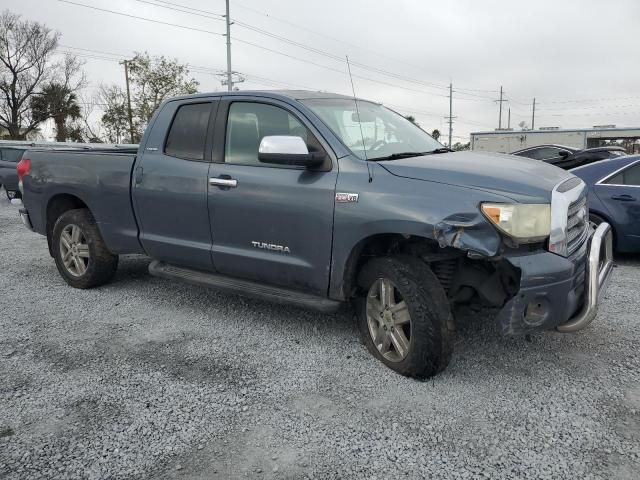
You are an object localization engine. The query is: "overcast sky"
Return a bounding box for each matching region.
[5,0,640,141]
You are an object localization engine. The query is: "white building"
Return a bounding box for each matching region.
[470,126,640,154]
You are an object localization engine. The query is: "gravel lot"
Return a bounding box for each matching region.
[0,193,639,480]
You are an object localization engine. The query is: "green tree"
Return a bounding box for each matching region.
[0,10,59,139]
[102,52,199,143]
[31,83,81,142]
[431,129,441,141]
[100,85,130,143]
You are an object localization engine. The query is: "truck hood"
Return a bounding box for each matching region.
[378,151,572,202]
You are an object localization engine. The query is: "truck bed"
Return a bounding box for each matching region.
[22,148,143,255]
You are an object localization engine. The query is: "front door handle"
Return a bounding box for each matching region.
[135,166,144,185]
[209,176,238,188]
[611,194,636,202]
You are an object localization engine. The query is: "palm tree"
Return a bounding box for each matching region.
[31,83,81,141]
[431,129,441,141]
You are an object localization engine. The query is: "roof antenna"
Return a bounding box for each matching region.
[346,55,373,183]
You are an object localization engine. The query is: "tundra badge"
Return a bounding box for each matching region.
[251,241,291,254]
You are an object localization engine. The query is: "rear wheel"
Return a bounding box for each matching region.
[52,209,118,288]
[356,256,453,379]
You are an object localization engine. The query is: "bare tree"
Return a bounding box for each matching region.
[0,10,59,139]
[72,92,104,143]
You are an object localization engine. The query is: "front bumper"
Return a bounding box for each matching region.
[556,222,613,332]
[496,223,614,335]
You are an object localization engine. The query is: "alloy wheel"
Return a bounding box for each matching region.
[59,224,90,277]
[366,278,412,362]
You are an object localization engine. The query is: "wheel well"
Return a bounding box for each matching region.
[343,234,520,311]
[46,194,89,255]
[342,234,449,299]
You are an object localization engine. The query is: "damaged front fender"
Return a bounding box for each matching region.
[434,212,502,257]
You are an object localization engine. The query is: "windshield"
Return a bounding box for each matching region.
[300,98,443,160]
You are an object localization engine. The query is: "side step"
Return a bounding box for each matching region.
[148,260,343,313]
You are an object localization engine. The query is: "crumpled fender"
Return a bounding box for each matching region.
[433,212,502,257]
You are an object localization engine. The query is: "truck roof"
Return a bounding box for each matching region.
[167,89,369,103]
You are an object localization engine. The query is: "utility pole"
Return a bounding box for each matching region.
[447,82,453,148]
[122,59,135,144]
[507,107,511,129]
[225,0,233,92]
[496,86,506,129]
[531,97,536,130]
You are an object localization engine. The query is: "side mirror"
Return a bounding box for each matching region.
[558,150,570,159]
[258,136,324,168]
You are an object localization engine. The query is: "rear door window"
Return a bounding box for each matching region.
[164,103,212,160]
[606,162,640,186]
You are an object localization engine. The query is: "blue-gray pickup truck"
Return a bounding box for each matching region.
[17,90,614,378]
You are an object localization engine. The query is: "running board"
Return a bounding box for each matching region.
[148,260,342,313]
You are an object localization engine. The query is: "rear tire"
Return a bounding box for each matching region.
[52,208,118,289]
[355,255,453,379]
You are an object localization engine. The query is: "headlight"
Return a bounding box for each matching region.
[481,203,551,243]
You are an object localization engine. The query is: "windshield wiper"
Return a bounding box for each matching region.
[368,151,428,161]
[426,147,452,154]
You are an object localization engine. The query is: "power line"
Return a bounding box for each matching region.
[124,0,501,98]
[132,0,453,94]
[131,0,224,20]
[231,37,449,97]
[147,0,499,94]
[57,0,452,99]
[56,0,224,35]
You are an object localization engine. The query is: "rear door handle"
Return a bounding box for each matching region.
[209,176,238,188]
[135,166,144,185]
[611,194,636,202]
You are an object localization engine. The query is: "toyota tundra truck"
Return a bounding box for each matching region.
[16,90,614,378]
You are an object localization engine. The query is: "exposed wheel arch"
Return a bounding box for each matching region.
[45,194,90,256]
[341,234,447,300]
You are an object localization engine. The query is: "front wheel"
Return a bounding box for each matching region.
[356,256,453,379]
[52,208,119,289]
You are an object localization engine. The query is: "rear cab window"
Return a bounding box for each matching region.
[164,103,212,160]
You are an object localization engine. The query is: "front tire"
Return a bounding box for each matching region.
[52,208,119,289]
[356,256,453,379]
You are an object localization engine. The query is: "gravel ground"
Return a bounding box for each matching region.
[0,193,639,480]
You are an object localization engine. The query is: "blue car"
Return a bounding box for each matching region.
[571,155,640,253]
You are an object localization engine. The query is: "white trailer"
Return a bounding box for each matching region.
[470,126,640,154]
